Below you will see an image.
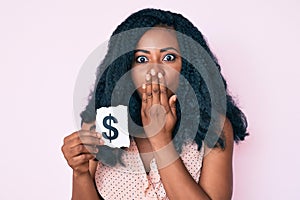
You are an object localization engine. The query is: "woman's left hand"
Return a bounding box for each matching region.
[140,71,177,149]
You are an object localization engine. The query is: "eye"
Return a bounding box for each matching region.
[136,56,149,63]
[163,54,176,62]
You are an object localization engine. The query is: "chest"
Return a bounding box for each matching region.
[94,140,204,199]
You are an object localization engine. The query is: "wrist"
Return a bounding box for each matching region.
[148,133,172,150]
[151,141,180,169]
[73,170,91,180]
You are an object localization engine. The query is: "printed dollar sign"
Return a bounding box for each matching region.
[102,113,119,143]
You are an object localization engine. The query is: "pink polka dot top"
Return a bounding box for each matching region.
[95,139,204,200]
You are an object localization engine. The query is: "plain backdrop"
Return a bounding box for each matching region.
[0,0,299,199]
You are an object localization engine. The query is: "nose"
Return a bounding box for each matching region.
[147,63,165,76]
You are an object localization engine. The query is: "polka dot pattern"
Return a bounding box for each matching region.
[95,139,204,200]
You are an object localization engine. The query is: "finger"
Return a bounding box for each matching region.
[169,95,177,117]
[63,131,81,144]
[84,144,101,154]
[65,136,102,150]
[158,72,170,113]
[76,135,103,147]
[145,73,152,107]
[63,138,104,160]
[68,153,95,168]
[81,121,96,131]
[78,130,102,139]
[64,131,102,147]
[64,130,101,144]
[141,83,147,112]
[151,69,160,104]
[69,143,101,157]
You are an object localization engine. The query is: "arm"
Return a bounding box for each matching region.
[62,122,104,200]
[141,72,234,199]
[199,118,234,199]
[152,118,234,200]
[72,164,101,200]
[152,142,211,200]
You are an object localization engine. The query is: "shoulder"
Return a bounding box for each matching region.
[202,117,234,170]
[204,117,234,153]
[199,117,234,199]
[222,117,234,146]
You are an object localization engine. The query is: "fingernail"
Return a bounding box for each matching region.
[96,133,102,138]
[158,72,163,79]
[150,69,156,76]
[142,83,146,89]
[146,74,151,81]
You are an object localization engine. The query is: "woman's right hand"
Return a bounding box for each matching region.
[61,130,104,176]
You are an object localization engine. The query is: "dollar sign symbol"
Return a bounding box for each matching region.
[102,113,119,143]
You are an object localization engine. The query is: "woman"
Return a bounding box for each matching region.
[62,8,248,200]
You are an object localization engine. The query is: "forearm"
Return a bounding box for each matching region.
[153,142,211,200]
[72,172,101,200]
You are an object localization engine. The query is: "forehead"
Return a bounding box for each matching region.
[135,28,179,49]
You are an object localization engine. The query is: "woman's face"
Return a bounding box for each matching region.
[131,27,182,98]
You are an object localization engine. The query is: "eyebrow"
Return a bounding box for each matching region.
[134,49,150,54]
[134,47,180,54]
[160,47,180,53]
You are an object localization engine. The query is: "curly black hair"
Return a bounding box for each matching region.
[80,8,249,166]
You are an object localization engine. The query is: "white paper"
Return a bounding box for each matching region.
[96,105,129,148]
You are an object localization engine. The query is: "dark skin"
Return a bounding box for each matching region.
[61,127,105,200]
[131,27,234,199]
[61,27,234,200]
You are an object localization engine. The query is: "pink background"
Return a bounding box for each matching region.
[0,0,299,199]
